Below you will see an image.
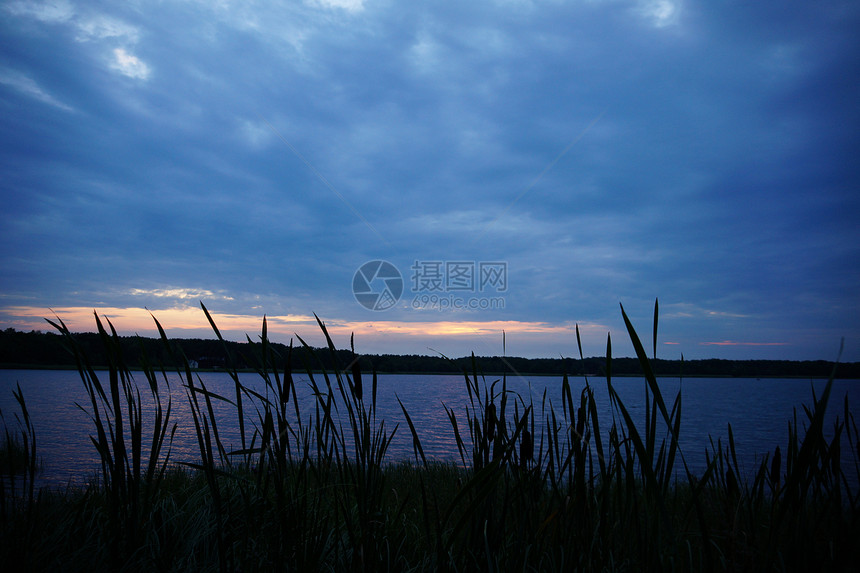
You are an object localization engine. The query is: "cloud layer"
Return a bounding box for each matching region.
[1,0,858,360]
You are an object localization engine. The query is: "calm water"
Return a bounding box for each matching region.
[1,369,858,489]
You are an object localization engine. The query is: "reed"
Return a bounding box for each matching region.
[38,312,178,568]
[0,300,856,571]
[0,381,40,567]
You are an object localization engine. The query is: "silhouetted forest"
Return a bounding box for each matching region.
[1,327,858,378]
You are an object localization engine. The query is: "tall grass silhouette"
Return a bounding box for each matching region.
[0,300,857,571]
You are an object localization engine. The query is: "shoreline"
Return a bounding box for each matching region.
[1,363,856,380]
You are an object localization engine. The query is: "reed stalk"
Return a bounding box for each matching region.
[0,301,854,571]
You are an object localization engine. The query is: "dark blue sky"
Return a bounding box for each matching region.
[1,0,858,361]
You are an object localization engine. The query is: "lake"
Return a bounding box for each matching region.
[1,369,858,489]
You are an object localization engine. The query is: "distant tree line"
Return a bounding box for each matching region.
[1,327,858,379]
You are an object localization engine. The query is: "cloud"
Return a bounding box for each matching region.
[637,0,681,27]
[0,68,74,111]
[4,0,74,23]
[7,0,140,42]
[0,0,857,361]
[661,303,751,320]
[308,0,365,12]
[128,288,234,301]
[238,119,275,149]
[111,48,151,79]
[75,14,140,43]
[8,1,144,78]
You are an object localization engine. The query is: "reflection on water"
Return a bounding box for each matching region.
[1,369,858,489]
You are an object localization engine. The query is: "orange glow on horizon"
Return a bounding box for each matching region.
[700,340,789,346]
[0,305,604,343]
[0,305,318,334]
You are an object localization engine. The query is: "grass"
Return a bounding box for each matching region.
[1,300,858,572]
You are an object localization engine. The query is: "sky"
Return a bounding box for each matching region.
[1,0,858,362]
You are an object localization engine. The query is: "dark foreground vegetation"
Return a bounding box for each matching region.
[3,324,859,379]
[1,301,859,571]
